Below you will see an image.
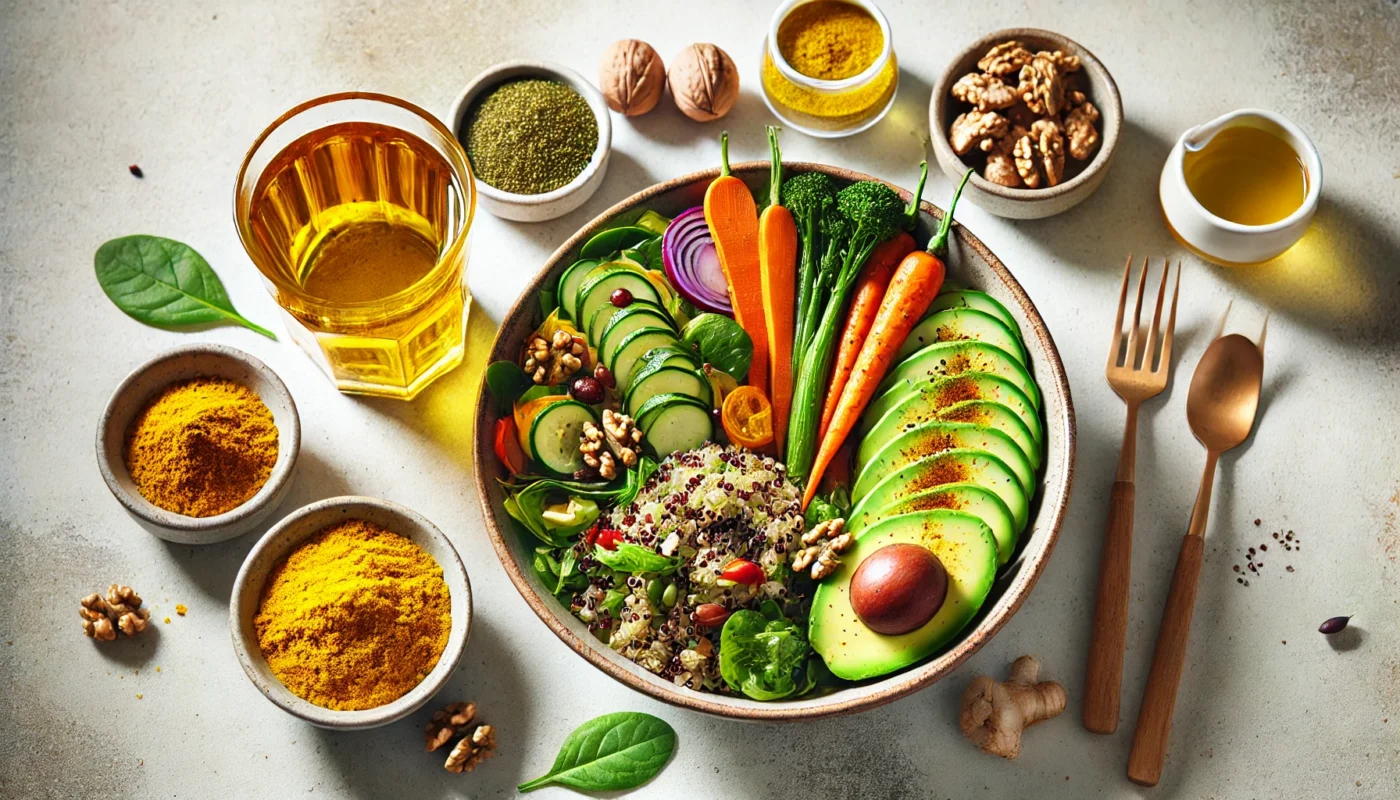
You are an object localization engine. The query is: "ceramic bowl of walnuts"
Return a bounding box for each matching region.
[930,28,1121,219]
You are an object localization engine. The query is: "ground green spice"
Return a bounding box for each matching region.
[464,79,598,195]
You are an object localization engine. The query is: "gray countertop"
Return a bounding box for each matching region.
[2,0,1397,797]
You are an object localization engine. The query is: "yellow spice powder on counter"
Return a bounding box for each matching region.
[777,0,884,80]
[175,604,187,616]
[254,519,452,711]
[124,378,278,517]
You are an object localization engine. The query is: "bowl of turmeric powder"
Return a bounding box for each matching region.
[229,496,472,729]
[96,343,301,544]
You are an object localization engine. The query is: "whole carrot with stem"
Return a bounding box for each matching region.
[817,162,928,440]
[757,126,798,450]
[704,132,768,393]
[801,168,973,509]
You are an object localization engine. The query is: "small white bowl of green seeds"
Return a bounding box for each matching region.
[450,60,613,222]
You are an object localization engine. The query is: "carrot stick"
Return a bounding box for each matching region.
[704,132,768,394]
[757,127,798,451]
[816,163,928,440]
[801,168,973,509]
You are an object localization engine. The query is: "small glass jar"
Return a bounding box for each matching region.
[759,0,899,138]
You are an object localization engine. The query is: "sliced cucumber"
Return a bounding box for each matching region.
[899,308,1027,365]
[625,366,712,417]
[528,399,598,477]
[927,290,1021,338]
[587,298,665,346]
[580,226,654,259]
[611,329,680,394]
[576,265,662,335]
[558,258,600,321]
[635,393,713,457]
[599,307,676,366]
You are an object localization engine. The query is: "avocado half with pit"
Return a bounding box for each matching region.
[809,510,998,682]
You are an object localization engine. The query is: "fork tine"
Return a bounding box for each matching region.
[1107,254,1132,370]
[1214,300,1233,340]
[1156,262,1181,373]
[1125,255,1150,368]
[1145,258,1169,371]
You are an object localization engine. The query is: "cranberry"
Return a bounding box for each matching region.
[610,288,634,307]
[593,363,615,388]
[570,376,604,404]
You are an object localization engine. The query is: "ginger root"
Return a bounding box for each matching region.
[959,655,1067,759]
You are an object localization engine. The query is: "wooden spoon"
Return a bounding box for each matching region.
[1127,316,1266,787]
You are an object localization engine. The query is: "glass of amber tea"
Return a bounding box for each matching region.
[235,92,476,399]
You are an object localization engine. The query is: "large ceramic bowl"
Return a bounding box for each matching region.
[472,163,1075,721]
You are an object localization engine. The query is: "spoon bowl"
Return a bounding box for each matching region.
[1185,333,1264,452]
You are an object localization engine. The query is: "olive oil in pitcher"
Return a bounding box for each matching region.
[1182,126,1307,226]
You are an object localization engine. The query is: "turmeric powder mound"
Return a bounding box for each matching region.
[254,519,452,711]
[777,0,884,80]
[123,377,278,517]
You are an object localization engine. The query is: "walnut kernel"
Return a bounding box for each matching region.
[951,73,1017,111]
[949,110,1010,156]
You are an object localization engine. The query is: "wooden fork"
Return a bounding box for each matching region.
[1082,256,1180,734]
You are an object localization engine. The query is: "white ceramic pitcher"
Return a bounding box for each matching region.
[1159,109,1322,265]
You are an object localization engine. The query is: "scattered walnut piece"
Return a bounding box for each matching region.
[425,701,476,753]
[1063,100,1101,160]
[79,584,150,641]
[951,73,1016,111]
[579,420,617,480]
[792,518,854,580]
[445,724,496,774]
[601,409,643,468]
[949,110,1010,156]
[977,41,1033,77]
[523,330,585,385]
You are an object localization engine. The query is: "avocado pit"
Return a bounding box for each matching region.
[849,543,948,635]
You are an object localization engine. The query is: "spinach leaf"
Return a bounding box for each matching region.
[593,542,680,575]
[682,313,752,381]
[485,361,531,413]
[95,235,276,339]
[502,458,654,546]
[580,226,655,259]
[518,711,676,793]
[719,609,813,701]
[554,548,582,596]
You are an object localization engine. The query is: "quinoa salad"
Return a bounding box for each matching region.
[567,444,804,690]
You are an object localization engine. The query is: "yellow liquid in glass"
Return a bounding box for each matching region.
[1183,126,1307,226]
[247,121,468,398]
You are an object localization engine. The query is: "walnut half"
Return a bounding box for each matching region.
[949,110,1010,156]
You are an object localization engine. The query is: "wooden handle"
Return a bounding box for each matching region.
[1082,480,1135,734]
[1128,534,1206,786]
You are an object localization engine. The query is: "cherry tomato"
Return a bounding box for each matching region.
[721,386,775,449]
[692,603,730,628]
[493,417,528,475]
[595,529,623,551]
[719,558,765,586]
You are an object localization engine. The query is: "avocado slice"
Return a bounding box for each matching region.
[876,341,1040,410]
[898,308,1027,365]
[855,421,1036,500]
[849,483,1019,565]
[934,400,1041,470]
[862,372,1043,446]
[927,289,1021,336]
[809,510,998,681]
[853,448,1028,532]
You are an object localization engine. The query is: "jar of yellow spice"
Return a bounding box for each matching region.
[760,0,898,137]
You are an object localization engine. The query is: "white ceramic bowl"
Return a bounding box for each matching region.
[96,344,300,544]
[1160,108,1323,265]
[449,60,612,222]
[930,28,1122,219]
[229,496,473,730]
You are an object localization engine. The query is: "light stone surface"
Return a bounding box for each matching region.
[2,0,1398,797]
